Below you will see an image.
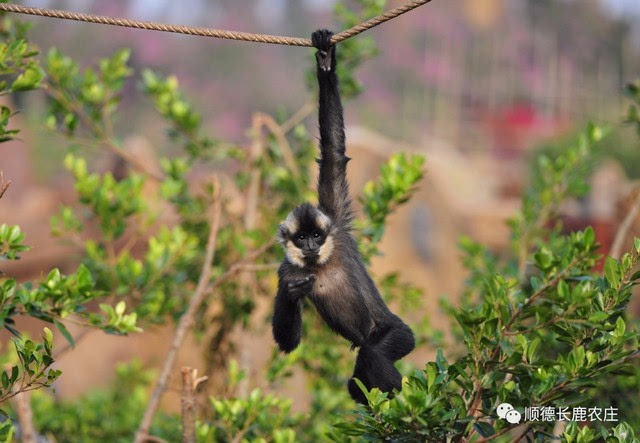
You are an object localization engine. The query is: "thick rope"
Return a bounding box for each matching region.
[332,0,432,43]
[0,1,431,47]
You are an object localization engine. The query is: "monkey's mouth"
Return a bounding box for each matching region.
[303,252,319,263]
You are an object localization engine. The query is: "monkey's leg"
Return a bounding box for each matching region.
[372,322,416,362]
[348,345,402,404]
[347,323,415,403]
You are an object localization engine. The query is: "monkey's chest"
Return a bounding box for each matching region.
[313,267,349,296]
[310,268,369,344]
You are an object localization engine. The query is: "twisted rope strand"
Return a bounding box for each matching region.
[0,0,431,46]
[332,0,432,43]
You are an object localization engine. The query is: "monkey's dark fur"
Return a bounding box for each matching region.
[272,30,415,404]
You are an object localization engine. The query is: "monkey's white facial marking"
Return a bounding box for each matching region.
[277,212,299,247]
[286,240,306,268]
[317,234,334,265]
[283,212,299,233]
[278,205,332,268]
[316,210,331,231]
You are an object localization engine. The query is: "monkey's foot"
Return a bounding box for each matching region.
[348,378,368,405]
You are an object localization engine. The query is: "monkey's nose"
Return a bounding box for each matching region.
[304,248,319,257]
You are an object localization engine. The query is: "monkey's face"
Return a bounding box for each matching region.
[277,203,334,268]
[292,228,327,264]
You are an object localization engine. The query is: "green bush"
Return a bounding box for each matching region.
[30,361,180,443]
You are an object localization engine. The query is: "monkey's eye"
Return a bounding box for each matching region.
[313,232,321,239]
[298,234,306,240]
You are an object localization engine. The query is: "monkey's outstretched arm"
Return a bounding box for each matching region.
[313,30,352,224]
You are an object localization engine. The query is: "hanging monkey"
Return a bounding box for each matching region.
[272,30,415,404]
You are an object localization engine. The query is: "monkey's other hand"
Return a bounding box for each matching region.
[287,275,315,301]
[312,29,336,72]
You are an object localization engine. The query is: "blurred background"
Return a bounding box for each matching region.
[2,0,640,419]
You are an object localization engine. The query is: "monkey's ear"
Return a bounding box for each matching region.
[276,224,289,246]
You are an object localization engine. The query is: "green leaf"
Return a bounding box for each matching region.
[604,257,621,288]
[54,319,74,348]
[630,269,640,282]
[10,366,18,384]
[0,420,13,443]
[583,226,595,247]
[11,64,44,91]
[557,280,570,299]
[534,247,553,269]
[527,337,541,362]
[473,422,495,438]
[352,378,371,405]
[115,300,126,316]
[426,364,436,389]
[43,326,53,347]
[587,122,604,142]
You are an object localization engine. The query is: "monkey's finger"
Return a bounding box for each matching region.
[320,30,334,49]
[288,280,308,289]
[288,276,316,288]
[311,29,333,51]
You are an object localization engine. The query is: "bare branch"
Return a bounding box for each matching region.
[246,115,267,230]
[135,177,222,443]
[610,189,640,259]
[511,425,533,443]
[465,381,483,418]
[0,171,11,200]
[238,262,280,271]
[552,421,567,441]
[53,328,93,359]
[281,100,315,134]
[13,392,36,443]
[181,367,199,443]
[254,112,300,178]
[474,424,520,443]
[203,239,277,296]
[43,86,164,182]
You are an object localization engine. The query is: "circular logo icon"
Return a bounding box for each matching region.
[496,403,514,419]
[505,409,522,424]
